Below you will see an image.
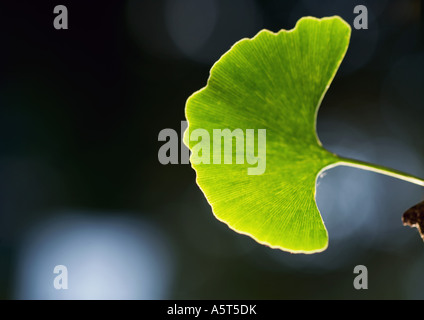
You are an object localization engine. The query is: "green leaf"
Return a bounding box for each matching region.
[184,16,351,253]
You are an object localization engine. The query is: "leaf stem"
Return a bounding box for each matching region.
[334,157,424,187]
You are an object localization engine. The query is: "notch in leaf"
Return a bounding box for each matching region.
[184,16,424,253]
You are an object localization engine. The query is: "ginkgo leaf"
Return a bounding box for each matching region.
[184,16,352,253]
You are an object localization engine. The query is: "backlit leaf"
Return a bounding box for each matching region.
[184,16,351,253]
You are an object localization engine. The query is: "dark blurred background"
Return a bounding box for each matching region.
[0,0,423,299]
